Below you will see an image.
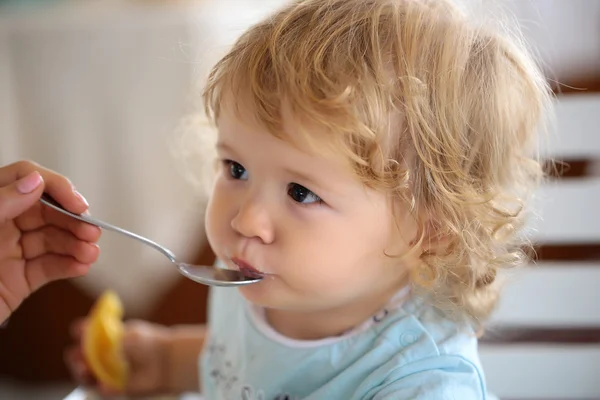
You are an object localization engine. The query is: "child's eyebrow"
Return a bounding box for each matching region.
[216,142,236,155]
[282,166,329,192]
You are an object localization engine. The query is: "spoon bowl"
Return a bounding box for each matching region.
[40,193,262,287]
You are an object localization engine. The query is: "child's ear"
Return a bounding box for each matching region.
[413,215,452,257]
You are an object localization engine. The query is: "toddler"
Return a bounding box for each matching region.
[66,0,551,398]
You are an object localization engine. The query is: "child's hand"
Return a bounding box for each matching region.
[65,318,172,397]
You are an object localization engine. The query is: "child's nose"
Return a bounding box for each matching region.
[230,195,275,244]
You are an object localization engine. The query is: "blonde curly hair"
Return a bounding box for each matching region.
[201,0,552,326]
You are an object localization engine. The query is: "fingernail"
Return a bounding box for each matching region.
[74,190,89,207]
[17,172,43,194]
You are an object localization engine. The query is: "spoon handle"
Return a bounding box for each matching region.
[40,193,177,263]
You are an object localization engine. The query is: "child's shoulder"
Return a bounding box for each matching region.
[360,294,486,398]
[375,293,482,361]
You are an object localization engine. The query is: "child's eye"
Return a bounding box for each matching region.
[287,183,322,204]
[224,160,248,180]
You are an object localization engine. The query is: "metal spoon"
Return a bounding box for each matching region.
[39,193,262,287]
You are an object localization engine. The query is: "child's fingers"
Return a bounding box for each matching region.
[96,383,124,397]
[69,318,88,339]
[64,346,95,386]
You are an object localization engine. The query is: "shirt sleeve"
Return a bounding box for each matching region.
[369,355,486,400]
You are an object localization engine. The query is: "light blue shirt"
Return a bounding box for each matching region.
[201,281,488,399]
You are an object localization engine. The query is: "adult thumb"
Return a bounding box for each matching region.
[0,171,44,223]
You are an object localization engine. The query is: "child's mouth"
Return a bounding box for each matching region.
[231,257,264,279]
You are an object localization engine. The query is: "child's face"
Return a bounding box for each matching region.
[205,100,419,313]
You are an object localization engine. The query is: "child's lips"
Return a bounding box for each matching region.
[231,257,264,279]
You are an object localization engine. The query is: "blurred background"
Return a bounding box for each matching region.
[0,0,598,399]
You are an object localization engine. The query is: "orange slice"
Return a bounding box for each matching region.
[82,290,128,390]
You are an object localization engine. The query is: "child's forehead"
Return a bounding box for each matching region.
[217,95,355,165]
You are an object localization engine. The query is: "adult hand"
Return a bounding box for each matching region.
[0,160,101,324]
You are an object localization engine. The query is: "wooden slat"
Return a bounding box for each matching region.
[503,398,600,400]
[479,345,600,399]
[551,75,600,95]
[528,179,600,243]
[533,243,600,261]
[482,327,600,344]
[489,263,600,327]
[545,159,600,178]
[544,93,600,159]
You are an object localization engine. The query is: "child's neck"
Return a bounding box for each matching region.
[264,284,407,340]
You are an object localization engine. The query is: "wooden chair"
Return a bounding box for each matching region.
[480,92,600,399]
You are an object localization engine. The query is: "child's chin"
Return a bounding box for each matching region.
[238,278,284,308]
